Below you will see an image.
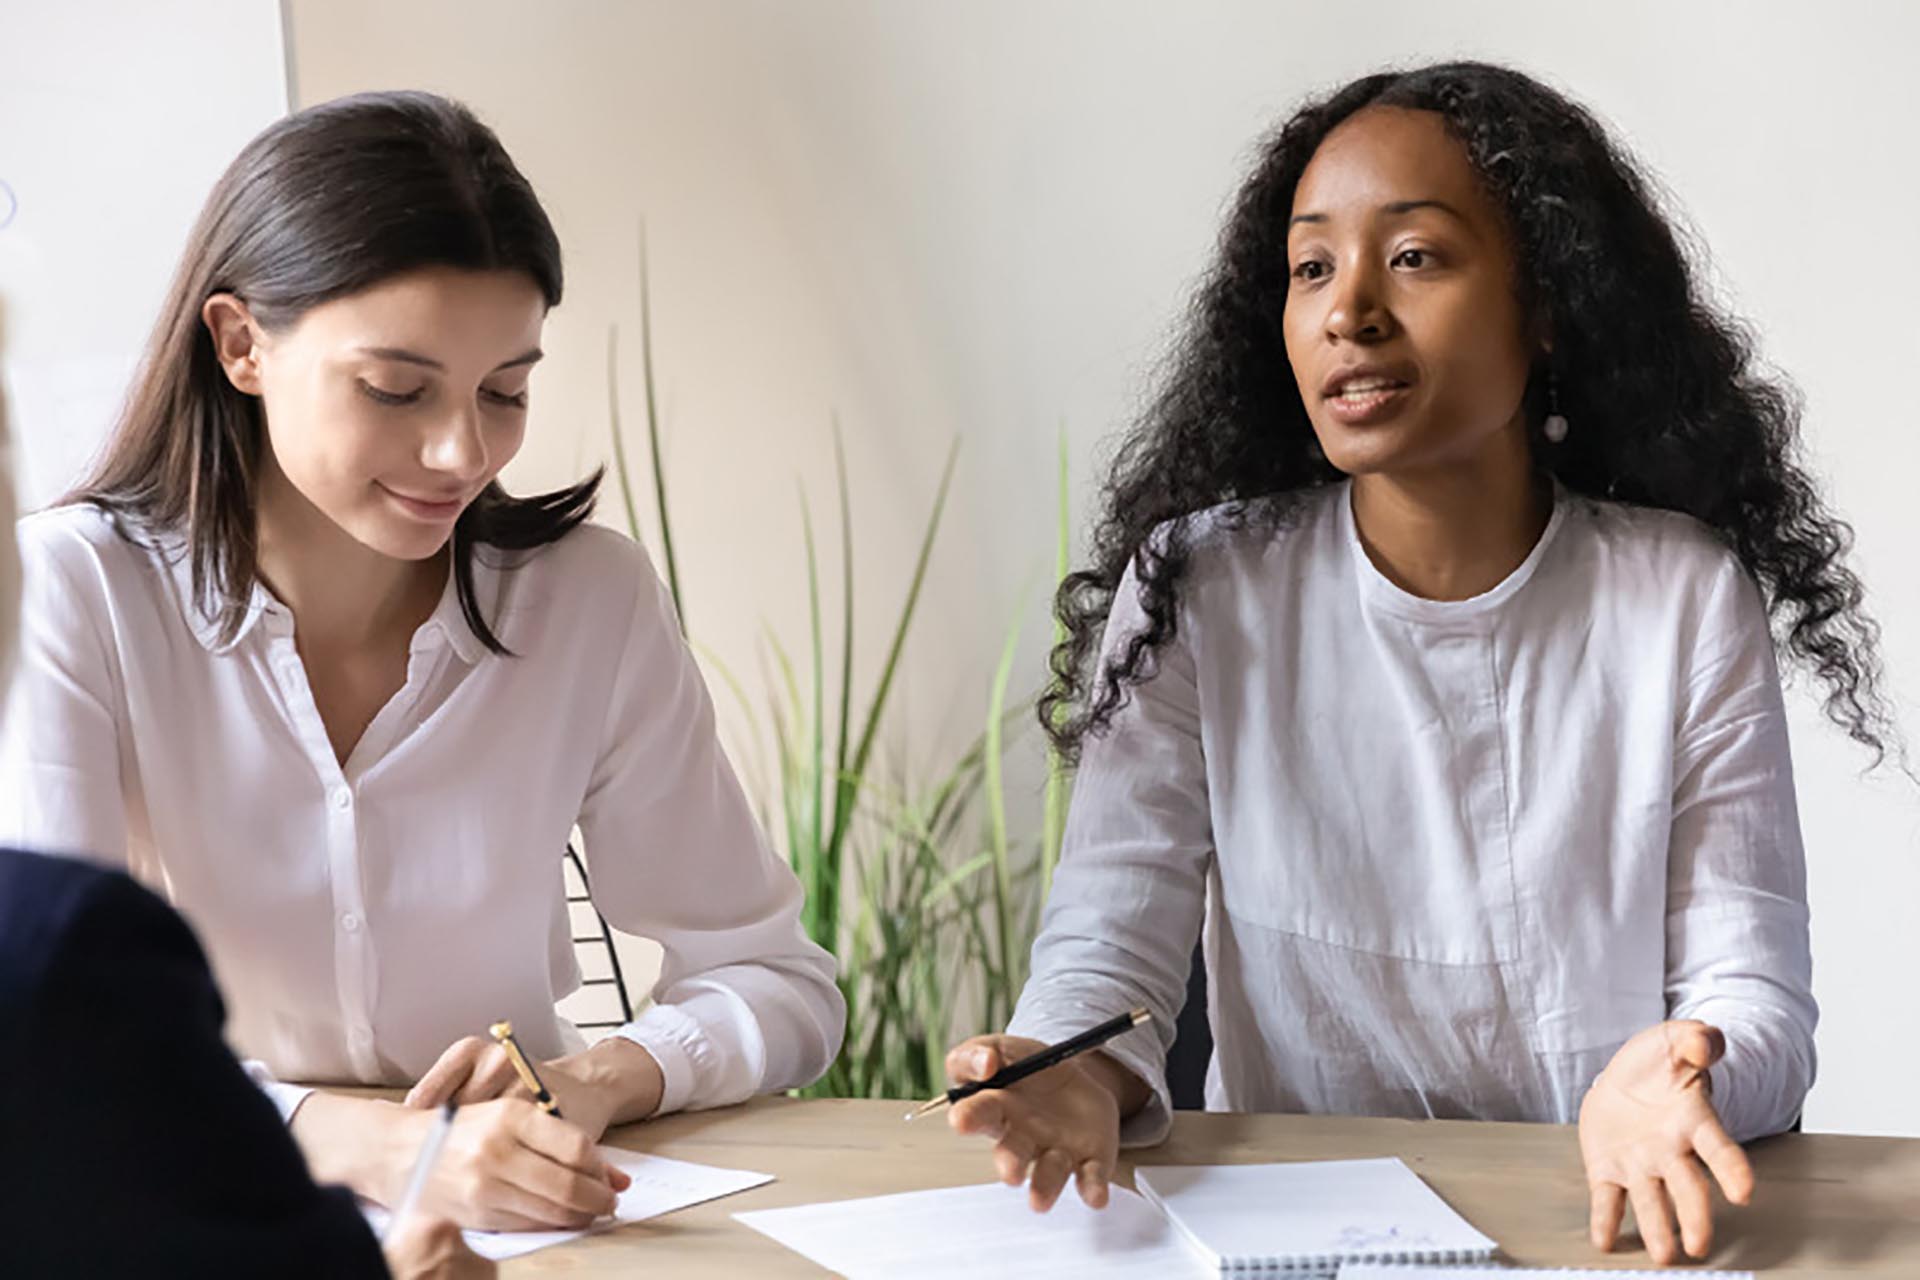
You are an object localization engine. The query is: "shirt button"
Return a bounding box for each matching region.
[330,786,353,811]
[340,912,361,933]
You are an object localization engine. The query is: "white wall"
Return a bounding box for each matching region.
[0,0,290,507]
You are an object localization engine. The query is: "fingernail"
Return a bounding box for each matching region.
[972,1049,990,1073]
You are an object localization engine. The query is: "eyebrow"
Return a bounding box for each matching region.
[1288,199,1465,228]
[357,346,544,372]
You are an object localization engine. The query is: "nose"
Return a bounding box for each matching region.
[1324,257,1393,344]
[420,402,488,483]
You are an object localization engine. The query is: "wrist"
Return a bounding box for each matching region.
[1080,1050,1151,1121]
[572,1035,667,1125]
[290,1093,418,1203]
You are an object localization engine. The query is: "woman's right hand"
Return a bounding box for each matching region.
[943,1034,1125,1213]
[388,1097,630,1232]
[292,1092,629,1233]
[381,1215,496,1280]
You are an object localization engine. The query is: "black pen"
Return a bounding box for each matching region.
[906,1008,1152,1120]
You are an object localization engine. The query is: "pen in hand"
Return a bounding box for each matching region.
[489,1020,562,1118]
[908,1008,1152,1120]
[386,1100,456,1241]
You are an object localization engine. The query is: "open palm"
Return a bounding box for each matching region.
[1579,1019,1753,1265]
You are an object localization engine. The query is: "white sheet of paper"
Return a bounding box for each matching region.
[734,1181,1214,1279]
[363,1145,773,1262]
[1339,1268,1755,1279]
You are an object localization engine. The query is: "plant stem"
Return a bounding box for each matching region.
[821,439,959,914]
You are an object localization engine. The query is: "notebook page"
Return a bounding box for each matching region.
[363,1146,772,1262]
[735,1181,1215,1279]
[1136,1158,1496,1271]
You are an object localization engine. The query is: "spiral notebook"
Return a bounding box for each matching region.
[1135,1158,1496,1274]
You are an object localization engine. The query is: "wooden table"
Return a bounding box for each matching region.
[497,1098,1920,1276]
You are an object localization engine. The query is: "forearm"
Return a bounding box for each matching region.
[583,567,846,1111]
[289,1091,411,1204]
[565,1035,666,1127]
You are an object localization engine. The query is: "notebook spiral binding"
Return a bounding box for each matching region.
[1220,1245,1496,1272]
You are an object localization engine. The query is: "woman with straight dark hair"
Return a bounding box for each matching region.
[945,62,1890,1267]
[0,91,844,1232]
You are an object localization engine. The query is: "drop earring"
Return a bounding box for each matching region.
[1543,372,1570,444]
[1536,370,1566,445]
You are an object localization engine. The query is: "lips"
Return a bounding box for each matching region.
[1329,375,1404,399]
[379,483,467,520]
[1321,363,1417,401]
[1316,362,1417,427]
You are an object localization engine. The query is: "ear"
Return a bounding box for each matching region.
[201,293,264,395]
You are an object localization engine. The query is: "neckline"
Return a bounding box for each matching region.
[166,534,487,664]
[1343,478,1568,624]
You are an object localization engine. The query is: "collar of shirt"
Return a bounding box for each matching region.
[160,534,492,665]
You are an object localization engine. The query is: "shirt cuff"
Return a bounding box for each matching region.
[1708,1057,1736,1120]
[1704,1018,1804,1143]
[615,1003,717,1118]
[243,1059,316,1126]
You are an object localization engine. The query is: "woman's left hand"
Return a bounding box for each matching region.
[1578,1019,1753,1266]
[405,1035,666,1142]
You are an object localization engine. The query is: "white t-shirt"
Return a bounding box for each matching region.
[1,505,845,1119]
[1009,482,1815,1147]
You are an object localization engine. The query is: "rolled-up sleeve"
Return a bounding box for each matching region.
[579,556,845,1116]
[1007,559,1212,1147]
[1665,560,1818,1143]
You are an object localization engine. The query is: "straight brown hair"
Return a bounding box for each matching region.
[71,89,598,653]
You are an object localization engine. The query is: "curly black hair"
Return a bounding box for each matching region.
[1042,60,1894,765]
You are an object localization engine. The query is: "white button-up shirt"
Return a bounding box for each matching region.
[1,506,845,1119]
[1008,483,1815,1147]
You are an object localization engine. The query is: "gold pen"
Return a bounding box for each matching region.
[489,1020,563,1118]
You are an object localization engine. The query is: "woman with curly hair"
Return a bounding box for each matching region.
[945,62,1891,1266]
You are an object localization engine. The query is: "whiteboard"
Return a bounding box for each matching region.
[0,1,289,507]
